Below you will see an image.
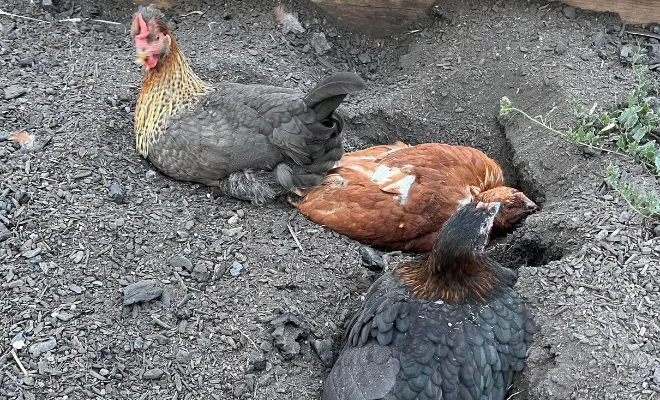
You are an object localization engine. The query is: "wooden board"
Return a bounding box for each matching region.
[560,0,660,24]
[310,0,434,37]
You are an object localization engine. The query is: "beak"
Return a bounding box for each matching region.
[476,201,502,216]
[486,201,502,216]
[514,192,540,213]
[526,199,540,212]
[135,49,150,65]
[523,197,540,213]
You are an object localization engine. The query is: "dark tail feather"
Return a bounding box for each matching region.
[303,72,366,119]
[275,163,323,189]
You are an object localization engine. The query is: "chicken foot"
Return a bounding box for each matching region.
[216,170,287,205]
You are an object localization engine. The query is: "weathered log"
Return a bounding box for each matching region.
[560,0,660,25]
[310,0,434,37]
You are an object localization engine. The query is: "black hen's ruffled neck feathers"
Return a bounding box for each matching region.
[395,203,510,303]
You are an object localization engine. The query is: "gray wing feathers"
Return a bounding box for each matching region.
[154,73,364,197]
[324,270,535,400]
[323,345,400,400]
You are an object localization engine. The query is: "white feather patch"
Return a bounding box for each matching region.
[370,165,416,206]
[371,165,392,182]
[457,186,473,208]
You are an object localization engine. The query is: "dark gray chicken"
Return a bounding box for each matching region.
[323,201,537,400]
[130,5,366,204]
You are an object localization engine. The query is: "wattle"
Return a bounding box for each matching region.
[146,54,159,69]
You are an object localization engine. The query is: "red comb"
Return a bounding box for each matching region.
[134,14,150,49]
[136,14,149,39]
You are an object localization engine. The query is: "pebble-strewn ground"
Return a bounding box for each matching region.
[1,0,659,399]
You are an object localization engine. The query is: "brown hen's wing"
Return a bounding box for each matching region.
[293,143,505,252]
[380,143,504,189]
[338,141,409,166]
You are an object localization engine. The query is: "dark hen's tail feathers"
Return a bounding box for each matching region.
[220,73,365,205]
[276,72,365,195]
[303,72,366,120]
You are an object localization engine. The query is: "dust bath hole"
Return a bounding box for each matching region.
[344,109,567,268]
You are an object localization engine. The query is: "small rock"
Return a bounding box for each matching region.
[260,341,273,352]
[228,215,239,224]
[11,332,26,350]
[109,183,124,204]
[134,336,145,350]
[4,85,27,100]
[213,263,226,280]
[619,211,630,224]
[247,48,258,56]
[22,248,41,259]
[29,337,57,357]
[0,222,10,242]
[653,366,660,384]
[358,53,371,64]
[22,376,35,386]
[192,263,211,282]
[272,325,303,359]
[145,170,157,182]
[359,246,385,272]
[143,368,164,380]
[230,261,243,276]
[161,289,171,309]
[123,280,164,306]
[251,352,267,371]
[18,58,33,67]
[562,6,576,19]
[653,225,660,237]
[310,32,331,55]
[69,284,84,294]
[312,339,334,367]
[175,349,192,363]
[555,41,568,55]
[620,44,634,61]
[454,106,464,113]
[582,146,601,157]
[519,46,528,53]
[56,311,74,321]
[170,255,193,271]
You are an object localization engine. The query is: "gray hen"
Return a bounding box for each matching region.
[323,202,538,400]
[130,5,366,204]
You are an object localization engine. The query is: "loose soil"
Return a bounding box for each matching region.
[1,0,659,399]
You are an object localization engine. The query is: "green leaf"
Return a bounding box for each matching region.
[616,135,627,150]
[619,106,641,130]
[631,126,647,141]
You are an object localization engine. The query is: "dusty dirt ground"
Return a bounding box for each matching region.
[1,0,660,399]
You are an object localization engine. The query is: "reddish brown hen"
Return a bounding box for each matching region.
[292,142,539,252]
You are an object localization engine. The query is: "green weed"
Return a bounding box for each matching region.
[499,51,660,220]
